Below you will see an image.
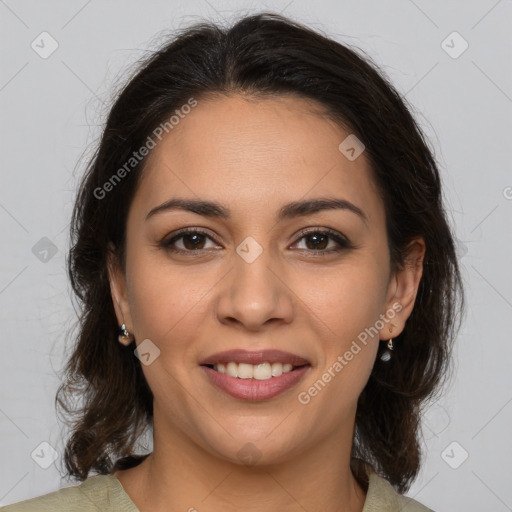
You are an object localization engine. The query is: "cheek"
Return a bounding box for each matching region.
[294,261,387,401]
[126,254,210,345]
[295,267,385,413]
[297,262,387,338]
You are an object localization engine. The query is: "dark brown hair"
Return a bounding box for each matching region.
[57,11,464,494]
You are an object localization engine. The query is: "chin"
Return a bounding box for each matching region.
[199,429,304,468]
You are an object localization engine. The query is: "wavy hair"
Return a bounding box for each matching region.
[56,12,464,493]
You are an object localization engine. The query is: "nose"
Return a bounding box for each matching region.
[214,239,294,332]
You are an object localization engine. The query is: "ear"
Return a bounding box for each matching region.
[107,242,133,332]
[380,236,426,340]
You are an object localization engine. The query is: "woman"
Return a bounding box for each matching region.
[1,11,463,512]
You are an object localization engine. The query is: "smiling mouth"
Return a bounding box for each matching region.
[202,361,311,380]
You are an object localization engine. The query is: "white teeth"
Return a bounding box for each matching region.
[253,362,271,380]
[212,361,298,380]
[271,362,283,377]
[237,363,254,379]
[226,362,238,378]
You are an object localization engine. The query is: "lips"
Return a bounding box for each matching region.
[201,364,311,401]
[199,349,312,401]
[199,349,311,368]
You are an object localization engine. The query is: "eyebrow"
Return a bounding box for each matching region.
[145,197,368,225]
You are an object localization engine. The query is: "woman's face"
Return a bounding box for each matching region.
[109,94,423,465]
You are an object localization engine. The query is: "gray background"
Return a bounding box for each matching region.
[1,0,511,510]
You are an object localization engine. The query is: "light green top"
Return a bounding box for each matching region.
[1,469,434,511]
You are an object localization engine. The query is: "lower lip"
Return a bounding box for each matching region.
[200,365,311,401]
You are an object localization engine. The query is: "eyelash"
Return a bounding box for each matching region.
[159,227,355,257]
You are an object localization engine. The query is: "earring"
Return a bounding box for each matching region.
[380,338,393,362]
[118,323,134,345]
[380,325,395,362]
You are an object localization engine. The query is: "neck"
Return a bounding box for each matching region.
[116,413,367,512]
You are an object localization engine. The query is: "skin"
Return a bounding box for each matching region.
[107,94,425,512]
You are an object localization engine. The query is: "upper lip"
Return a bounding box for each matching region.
[199,349,310,367]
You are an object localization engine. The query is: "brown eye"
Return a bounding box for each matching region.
[160,229,220,254]
[292,229,354,254]
[180,233,207,250]
[301,232,330,251]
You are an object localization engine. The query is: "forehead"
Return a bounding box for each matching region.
[130,94,384,226]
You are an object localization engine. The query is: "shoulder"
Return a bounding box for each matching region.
[364,470,435,512]
[0,475,139,512]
